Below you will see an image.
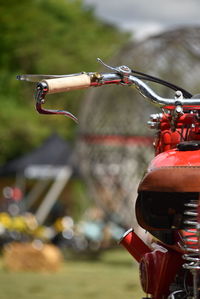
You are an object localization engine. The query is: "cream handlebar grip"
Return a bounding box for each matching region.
[43,73,91,94]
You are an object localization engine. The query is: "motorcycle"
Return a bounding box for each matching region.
[18,58,200,299]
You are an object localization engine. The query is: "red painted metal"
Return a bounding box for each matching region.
[149,148,200,169]
[153,112,200,155]
[139,244,183,298]
[122,110,200,298]
[120,229,184,298]
[119,229,151,262]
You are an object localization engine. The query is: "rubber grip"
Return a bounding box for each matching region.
[43,74,91,94]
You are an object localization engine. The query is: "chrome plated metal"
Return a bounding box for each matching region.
[97,58,132,78]
[182,199,200,299]
[17,69,200,108]
[128,75,200,108]
[168,290,185,299]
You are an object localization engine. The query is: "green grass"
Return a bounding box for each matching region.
[0,248,144,299]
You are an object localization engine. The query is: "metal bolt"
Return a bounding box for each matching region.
[175,105,183,114]
[118,65,132,74]
[175,90,183,99]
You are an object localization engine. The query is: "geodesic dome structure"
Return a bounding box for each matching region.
[76,26,200,228]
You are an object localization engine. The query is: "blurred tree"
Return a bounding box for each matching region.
[0,0,128,164]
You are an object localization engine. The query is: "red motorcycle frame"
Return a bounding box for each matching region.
[18,58,200,299]
[120,108,200,299]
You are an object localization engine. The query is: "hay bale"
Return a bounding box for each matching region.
[3,241,63,272]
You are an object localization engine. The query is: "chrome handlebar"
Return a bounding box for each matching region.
[127,75,200,108]
[17,59,200,122]
[33,72,200,122]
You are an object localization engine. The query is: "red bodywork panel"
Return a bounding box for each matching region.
[149,148,200,169]
[120,229,183,299]
[122,112,200,298]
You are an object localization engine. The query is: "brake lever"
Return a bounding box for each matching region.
[19,58,131,123]
[35,81,78,123]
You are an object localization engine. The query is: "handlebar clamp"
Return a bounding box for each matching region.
[35,81,48,104]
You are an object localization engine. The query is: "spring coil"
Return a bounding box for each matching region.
[182,200,200,270]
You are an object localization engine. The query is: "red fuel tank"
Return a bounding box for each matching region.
[149,147,200,169]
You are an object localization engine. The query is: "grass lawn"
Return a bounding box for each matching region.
[0,248,144,299]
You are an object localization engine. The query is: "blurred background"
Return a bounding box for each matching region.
[0,0,200,298]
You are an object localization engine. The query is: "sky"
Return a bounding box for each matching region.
[84,0,200,39]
